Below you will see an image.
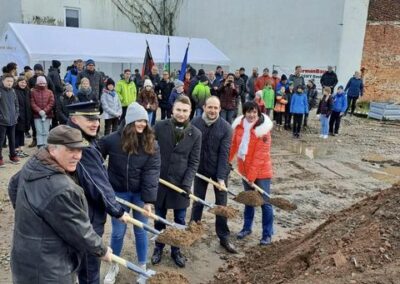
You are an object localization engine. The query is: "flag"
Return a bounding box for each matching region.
[163,37,170,75]
[142,40,154,77]
[179,42,190,81]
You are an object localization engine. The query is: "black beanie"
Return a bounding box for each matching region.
[281,74,287,81]
[52,60,61,68]
[33,63,43,71]
[106,78,115,86]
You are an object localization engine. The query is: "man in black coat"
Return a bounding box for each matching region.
[151,95,201,268]
[320,66,338,94]
[190,96,237,253]
[76,59,104,101]
[8,125,113,284]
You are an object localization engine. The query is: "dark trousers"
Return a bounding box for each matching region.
[347,96,358,115]
[78,225,104,284]
[191,177,230,241]
[284,111,292,129]
[303,113,309,127]
[15,130,25,148]
[293,114,303,135]
[275,112,283,126]
[104,118,119,136]
[30,118,36,138]
[329,111,342,134]
[151,110,156,126]
[155,207,186,254]
[160,108,171,120]
[0,125,16,159]
[121,106,128,121]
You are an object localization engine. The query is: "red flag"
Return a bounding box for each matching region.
[141,40,155,77]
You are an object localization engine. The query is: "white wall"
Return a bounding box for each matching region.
[175,0,368,83]
[20,0,136,32]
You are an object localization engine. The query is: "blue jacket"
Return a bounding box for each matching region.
[168,89,184,109]
[276,81,289,93]
[99,126,161,204]
[332,92,348,112]
[290,92,309,114]
[345,77,364,98]
[64,68,79,95]
[68,120,124,231]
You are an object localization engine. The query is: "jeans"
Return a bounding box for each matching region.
[110,191,148,265]
[154,207,186,254]
[329,111,342,134]
[220,109,235,124]
[191,177,230,241]
[34,118,51,146]
[292,114,303,136]
[195,108,203,117]
[103,118,119,136]
[241,179,274,238]
[147,111,154,124]
[320,115,330,135]
[0,125,16,159]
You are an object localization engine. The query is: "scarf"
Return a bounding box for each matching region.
[171,117,189,145]
[201,112,218,126]
[238,118,255,161]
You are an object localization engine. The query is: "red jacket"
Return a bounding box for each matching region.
[255,75,272,92]
[30,87,55,118]
[229,114,273,182]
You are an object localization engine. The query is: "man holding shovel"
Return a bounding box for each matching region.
[152,95,201,268]
[8,125,113,283]
[190,96,237,253]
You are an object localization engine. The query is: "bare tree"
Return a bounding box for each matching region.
[112,0,183,35]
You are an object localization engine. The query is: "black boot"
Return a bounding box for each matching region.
[28,138,37,148]
[220,239,238,254]
[171,250,186,268]
[151,247,163,265]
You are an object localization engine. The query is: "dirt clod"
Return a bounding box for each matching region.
[269,197,297,211]
[209,205,239,218]
[234,191,265,207]
[148,271,189,284]
[156,222,204,248]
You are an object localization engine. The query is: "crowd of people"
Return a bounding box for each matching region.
[2,59,365,284]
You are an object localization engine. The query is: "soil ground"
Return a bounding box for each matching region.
[0,113,399,284]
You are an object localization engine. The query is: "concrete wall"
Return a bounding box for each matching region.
[175,0,369,86]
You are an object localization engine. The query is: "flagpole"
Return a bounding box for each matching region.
[168,37,170,77]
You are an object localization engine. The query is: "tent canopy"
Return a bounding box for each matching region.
[0,23,230,67]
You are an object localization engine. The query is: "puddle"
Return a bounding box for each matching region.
[371,166,400,184]
[287,143,334,159]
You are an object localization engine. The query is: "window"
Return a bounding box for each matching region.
[65,8,79,27]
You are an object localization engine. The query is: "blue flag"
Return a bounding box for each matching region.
[179,42,190,81]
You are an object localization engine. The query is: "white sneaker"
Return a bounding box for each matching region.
[104,263,119,284]
[319,134,324,138]
[323,135,328,139]
[136,264,147,284]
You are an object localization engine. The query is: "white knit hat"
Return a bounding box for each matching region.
[125,102,148,125]
[143,79,153,88]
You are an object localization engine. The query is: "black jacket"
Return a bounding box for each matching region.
[99,127,161,203]
[14,86,31,131]
[68,120,124,232]
[0,85,19,126]
[57,94,78,124]
[76,69,103,98]
[48,66,64,96]
[8,148,106,284]
[154,119,201,209]
[317,95,333,117]
[320,71,338,88]
[156,79,174,109]
[77,88,98,103]
[305,86,318,110]
[191,116,232,181]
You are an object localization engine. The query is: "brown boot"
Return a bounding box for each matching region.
[28,138,37,148]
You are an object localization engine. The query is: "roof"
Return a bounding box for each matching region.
[0,23,230,65]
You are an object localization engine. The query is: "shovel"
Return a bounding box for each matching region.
[125,215,161,237]
[159,178,238,219]
[111,254,156,278]
[231,168,297,211]
[195,173,237,197]
[116,197,186,230]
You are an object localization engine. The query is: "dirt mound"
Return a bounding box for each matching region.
[148,271,189,284]
[209,205,239,218]
[213,183,400,284]
[156,222,204,248]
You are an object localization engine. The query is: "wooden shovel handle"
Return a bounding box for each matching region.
[125,216,160,235]
[231,168,271,198]
[116,197,157,221]
[195,173,228,192]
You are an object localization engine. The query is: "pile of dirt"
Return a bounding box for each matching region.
[368,0,400,21]
[234,191,265,207]
[209,205,239,218]
[148,271,189,284]
[213,183,400,284]
[156,222,204,248]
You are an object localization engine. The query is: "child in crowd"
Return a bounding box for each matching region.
[284,82,294,130]
[101,78,122,136]
[274,86,288,131]
[254,90,266,113]
[290,85,308,138]
[137,79,158,124]
[262,80,275,116]
[57,84,78,125]
[329,85,347,136]
[316,87,333,139]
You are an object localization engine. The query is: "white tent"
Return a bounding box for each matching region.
[0,22,230,74]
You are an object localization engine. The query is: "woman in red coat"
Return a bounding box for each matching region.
[30,76,55,148]
[229,101,274,245]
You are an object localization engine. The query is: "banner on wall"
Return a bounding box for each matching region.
[273,65,335,92]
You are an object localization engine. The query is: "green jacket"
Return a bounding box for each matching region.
[115,79,137,107]
[192,82,211,108]
[262,87,275,109]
